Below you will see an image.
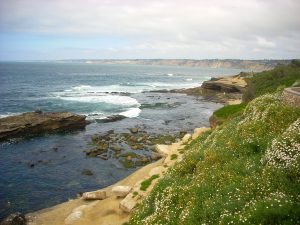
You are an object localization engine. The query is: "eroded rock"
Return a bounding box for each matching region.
[0,112,87,141]
[82,190,107,200]
[112,186,132,197]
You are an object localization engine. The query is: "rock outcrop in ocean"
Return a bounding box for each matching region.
[0,111,88,141]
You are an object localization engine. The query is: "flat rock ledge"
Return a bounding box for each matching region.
[0,111,88,141]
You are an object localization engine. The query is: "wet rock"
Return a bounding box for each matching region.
[99,154,109,160]
[130,127,139,133]
[111,145,122,152]
[27,162,35,168]
[112,186,132,197]
[131,145,139,150]
[91,134,98,142]
[0,112,88,142]
[0,212,26,225]
[137,137,144,143]
[96,115,126,123]
[179,130,187,138]
[81,169,93,176]
[129,136,137,143]
[82,190,106,200]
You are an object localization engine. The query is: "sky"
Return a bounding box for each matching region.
[0,0,300,60]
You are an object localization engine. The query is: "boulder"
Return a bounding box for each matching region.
[181,134,191,144]
[119,195,137,213]
[82,190,107,200]
[155,144,170,156]
[112,186,132,197]
[0,112,88,142]
[150,152,162,160]
[130,127,139,133]
[0,213,26,225]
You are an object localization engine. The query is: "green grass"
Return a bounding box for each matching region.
[243,61,300,102]
[140,174,160,191]
[171,154,178,160]
[213,103,247,120]
[129,93,300,224]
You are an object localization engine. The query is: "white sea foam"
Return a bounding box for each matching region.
[185,78,193,81]
[72,85,92,91]
[59,94,140,106]
[167,73,174,77]
[0,112,22,118]
[119,107,141,118]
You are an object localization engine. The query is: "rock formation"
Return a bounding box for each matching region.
[0,112,88,141]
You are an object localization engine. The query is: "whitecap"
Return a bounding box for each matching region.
[167,73,174,77]
[119,108,141,118]
[58,94,140,106]
[72,85,92,91]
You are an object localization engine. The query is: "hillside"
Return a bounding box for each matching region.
[127,63,300,224]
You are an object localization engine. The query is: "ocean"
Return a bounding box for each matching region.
[0,62,246,219]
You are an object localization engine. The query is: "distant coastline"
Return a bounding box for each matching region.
[55,59,292,71]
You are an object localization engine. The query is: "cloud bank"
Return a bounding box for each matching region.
[0,0,300,60]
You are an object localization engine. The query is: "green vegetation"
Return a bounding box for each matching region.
[170,154,178,160]
[129,93,300,224]
[243,61,300,102]
[140,175,160,191]
[213,103,247,123]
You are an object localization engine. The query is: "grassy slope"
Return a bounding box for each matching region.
[128,63,300,225]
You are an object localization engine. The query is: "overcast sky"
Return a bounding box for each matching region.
[0,0,299,60]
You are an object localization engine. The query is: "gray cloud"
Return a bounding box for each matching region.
[1,0,300,59]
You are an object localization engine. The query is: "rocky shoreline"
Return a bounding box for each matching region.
[20,127,210,225]
[174,72,250,104]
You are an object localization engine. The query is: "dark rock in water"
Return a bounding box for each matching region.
[130,127,139,133]
[95,115,126,123]
[0,212,26,225]
[107,129,114,134]
[82,169,93,176]
[179,130,187,138]
[0,112,88,142]
[27,162,35,168]
[91,134,99,142]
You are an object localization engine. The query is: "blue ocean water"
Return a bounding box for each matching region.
[0,62,246,219]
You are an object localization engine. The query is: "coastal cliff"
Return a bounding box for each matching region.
[58,59,291,71]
